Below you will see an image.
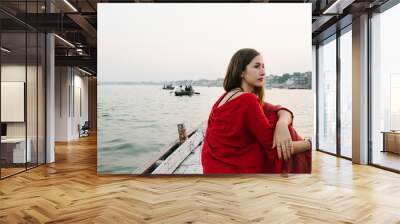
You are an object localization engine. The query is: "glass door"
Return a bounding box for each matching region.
[317,35,337,155]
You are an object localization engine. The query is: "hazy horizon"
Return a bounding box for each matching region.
[98,70,312,83]
[98,3,312,82]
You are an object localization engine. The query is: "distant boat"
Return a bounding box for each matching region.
[175,91,193,96]
[162,84,174,90]
[174,85,199,96]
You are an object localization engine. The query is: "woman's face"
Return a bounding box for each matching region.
[242,55,265,88]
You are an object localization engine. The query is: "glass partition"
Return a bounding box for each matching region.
[371,3,400,171]
[339,27,352,158]
[38,32,45,165]
[27,30,38,169]
[317,35,337,155]
[1,31,28,178]
[0,2,46,179]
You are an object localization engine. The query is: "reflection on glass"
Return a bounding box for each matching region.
[390,74,400,131]
[340,29,352,158]
[38,33,46,165]
[371,3,400,171]
[1,32,27,177]
[27,31,38,169]
[0,2,46,179]
[318,37,337,154]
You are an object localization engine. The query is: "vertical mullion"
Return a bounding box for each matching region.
[60,68,61,117]
[316,45,320,151]
[44,0,47,164]
[367,11,373,165]
[0,25,2,179]
[36,0,39,167]
[69,70,71,118]
[73,68,75,118]
[25,0,28,171]
[337,30,341,157]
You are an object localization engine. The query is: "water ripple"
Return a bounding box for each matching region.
[97,85,313,173]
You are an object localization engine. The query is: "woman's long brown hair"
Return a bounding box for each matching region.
[223,48,264,105]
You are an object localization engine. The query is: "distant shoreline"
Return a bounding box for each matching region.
[98,71,312,89]
[98,82,312,90]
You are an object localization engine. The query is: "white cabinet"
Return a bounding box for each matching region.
[1,138,32,163]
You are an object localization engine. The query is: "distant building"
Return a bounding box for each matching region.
[266,72,311,89]
[164,72,311,89]
[286,73,311,89]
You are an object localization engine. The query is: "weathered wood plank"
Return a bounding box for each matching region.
[135,121,206,174]
[173,144,203,174]
[134,139,180,174]
[152,129,204,174]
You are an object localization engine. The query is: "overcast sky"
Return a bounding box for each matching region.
[98,3,311,82]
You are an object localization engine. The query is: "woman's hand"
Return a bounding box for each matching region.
[273,120,293,161]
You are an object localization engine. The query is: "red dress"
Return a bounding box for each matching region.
[262,102,312,173]
[201,92,311,174]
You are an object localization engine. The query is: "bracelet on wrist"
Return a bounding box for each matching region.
[304,138,312,149]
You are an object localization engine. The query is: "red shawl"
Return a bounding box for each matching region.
[201,92,311,174]
[262,102,311,173]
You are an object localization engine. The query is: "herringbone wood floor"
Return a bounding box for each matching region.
[1,134,400,224]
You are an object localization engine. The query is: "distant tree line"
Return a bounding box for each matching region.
[99,71,312,89]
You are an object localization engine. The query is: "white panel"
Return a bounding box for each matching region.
[390,74,400,130]
[46,31,56,163]
[1,82,25,122]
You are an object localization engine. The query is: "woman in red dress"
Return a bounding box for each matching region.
[201,48,311,174]
[262,102,312,173]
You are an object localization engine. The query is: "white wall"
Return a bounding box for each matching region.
[46,32,55,163]
[55,66,89,141]
[71,72,89,138]
[55,66,69,141]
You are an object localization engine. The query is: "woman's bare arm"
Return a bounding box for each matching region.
[274,110,294,160]
[277,109,293,125]
[291,139,311,154]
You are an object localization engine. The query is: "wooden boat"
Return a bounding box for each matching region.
[162,84,175,90]
[174,86,200,96]
[174,90,194,96]
[136,122,206,174]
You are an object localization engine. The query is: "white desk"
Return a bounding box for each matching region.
[1,138,32,163]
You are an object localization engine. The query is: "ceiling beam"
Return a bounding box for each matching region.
[67,13,97,46]
[55,55,96,70]
[322,0,356,14]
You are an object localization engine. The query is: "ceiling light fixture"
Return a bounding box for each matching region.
[63,0,78,12]
[1,47,11,53]
[78,67,92,76]
[54,34,75,48]
[322,0,353,15]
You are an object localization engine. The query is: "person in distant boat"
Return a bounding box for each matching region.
[175,85,183,93]
[201,48,311,174]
